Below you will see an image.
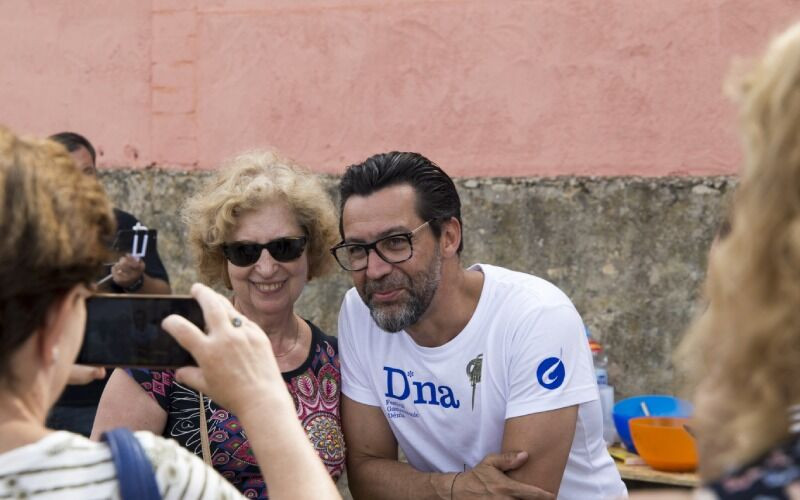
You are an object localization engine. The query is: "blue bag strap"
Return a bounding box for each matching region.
[101,427,161,500]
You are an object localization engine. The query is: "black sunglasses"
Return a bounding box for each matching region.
[222,236,307,267]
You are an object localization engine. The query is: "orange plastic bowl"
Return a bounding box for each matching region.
[629,417,698,472]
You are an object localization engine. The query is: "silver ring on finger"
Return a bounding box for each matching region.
[231,317,243,328]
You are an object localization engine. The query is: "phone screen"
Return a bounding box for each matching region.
[78,294,204,368]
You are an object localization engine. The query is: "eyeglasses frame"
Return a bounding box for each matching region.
[330,220,433,271]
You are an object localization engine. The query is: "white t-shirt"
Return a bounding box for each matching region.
[0,430,244,499]
[340,264,627,499]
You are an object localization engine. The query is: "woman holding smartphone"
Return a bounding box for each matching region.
[0,127,339,499]
[93,151,344,498]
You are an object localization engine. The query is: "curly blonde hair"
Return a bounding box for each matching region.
[677,22,800,480]
[0,126,115,382]
[183,150,338,289]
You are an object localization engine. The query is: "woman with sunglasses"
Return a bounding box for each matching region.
[93,151,344,498]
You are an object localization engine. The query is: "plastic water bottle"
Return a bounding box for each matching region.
[590,340,609,386]
[586,326,608,385]
[589,336,617,445]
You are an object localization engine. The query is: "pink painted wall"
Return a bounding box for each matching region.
[1,0,797,176]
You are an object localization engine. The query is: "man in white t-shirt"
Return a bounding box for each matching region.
[331,152,627,499]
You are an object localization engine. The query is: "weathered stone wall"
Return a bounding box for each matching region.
[101,169,734,400]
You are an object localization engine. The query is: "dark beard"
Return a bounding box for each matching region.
[363,251,442,332]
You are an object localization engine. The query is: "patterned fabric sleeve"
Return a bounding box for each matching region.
[124,368,175,412]
[704,434,800,499]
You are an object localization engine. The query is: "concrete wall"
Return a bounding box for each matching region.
[2,0,797,176]
[102,169,733,399]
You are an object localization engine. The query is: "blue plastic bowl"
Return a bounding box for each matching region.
[612,395,693,453]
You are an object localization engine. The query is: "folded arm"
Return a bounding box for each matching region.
[343,396,555,500]
[502,405,578,496]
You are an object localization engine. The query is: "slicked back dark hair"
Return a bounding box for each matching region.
[339,151,463,253]
[49,131,96,164]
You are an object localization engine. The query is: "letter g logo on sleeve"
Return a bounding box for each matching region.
[536,357,566,390]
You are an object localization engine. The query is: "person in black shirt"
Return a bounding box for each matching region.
[46,131,171,436]
[49,132,170,295]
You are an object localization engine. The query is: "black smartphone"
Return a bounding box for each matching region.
[78,294,204,368]
[111,229,158,258]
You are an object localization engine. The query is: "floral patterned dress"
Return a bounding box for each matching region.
[128,320,344,499]
[705,433,800,499]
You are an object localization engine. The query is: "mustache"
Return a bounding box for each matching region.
[364,273,410,297]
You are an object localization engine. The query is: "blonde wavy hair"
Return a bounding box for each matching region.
[183,150,338,289]
[677,22,800,480]
[0,126,115,382]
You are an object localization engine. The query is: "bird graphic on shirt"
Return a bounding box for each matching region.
[466,354,483,410]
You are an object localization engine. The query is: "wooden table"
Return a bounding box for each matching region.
[616,462,700,488]
[609,446,700,488]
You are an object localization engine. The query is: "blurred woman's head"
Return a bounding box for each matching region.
[183,151,338,316]
[0,127,115,391]
[678,22,800,479]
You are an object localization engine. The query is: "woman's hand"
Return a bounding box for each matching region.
[161,283,288,415]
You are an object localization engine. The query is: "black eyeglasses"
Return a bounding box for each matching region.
[330,221,431,271]
[222,236,307,267]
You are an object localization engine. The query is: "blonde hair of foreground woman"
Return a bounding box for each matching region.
[677,22,800,480]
